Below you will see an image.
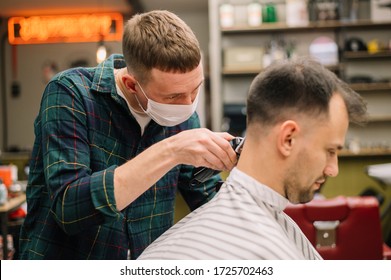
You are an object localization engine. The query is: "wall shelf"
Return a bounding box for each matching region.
[209,0,391,146]
[343,51,391,60]
[350,83,391,92]
[339,149,391,157]
[222,64,342,76]
[222,68,261,76]
[368,115,391,123]
[221,20,391,34]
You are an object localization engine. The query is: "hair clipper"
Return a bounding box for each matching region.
[189,136,245,187]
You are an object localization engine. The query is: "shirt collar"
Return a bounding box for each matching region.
[90,54,133,110]
[226,167,289,212]
[91,54,126,95]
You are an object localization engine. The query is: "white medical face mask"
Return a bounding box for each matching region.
[135,81,200,127]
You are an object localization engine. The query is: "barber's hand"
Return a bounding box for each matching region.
[166,128,237,171]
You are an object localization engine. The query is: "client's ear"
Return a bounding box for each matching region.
[277,120,299,157]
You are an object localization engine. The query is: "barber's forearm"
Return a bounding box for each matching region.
[114,139,178,211]
[113,128,237,211]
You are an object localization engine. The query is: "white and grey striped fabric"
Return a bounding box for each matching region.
[138,167,322,260]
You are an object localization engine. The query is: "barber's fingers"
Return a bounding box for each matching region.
[205,132,237,170]
[214,132,236,142]
[191,129,237,170]
[167,128,237,170]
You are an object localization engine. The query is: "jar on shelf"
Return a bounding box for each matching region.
[263,2,277,23]
[219,3,235,28]
[248,1,262,26]
[0,179,8,205]
[286,0,309,26]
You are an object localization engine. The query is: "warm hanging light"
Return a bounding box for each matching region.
[96,41,107,63]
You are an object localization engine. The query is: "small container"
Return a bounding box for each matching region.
[248,2,262,26]
[286,0,309,26]
[220,3,235,28]
[0,179,8,205]
[263,2,277,23]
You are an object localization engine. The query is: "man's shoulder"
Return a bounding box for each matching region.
[49,54,125,91]
[49,66,95,89]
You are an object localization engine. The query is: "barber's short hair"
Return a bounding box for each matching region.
[122,10,201,82]
[246,57,367,127]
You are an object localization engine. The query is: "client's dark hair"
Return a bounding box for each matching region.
[246,57,367,126]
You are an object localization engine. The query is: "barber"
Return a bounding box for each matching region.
[18,10,237,260]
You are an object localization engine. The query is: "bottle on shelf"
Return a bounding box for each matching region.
[263,2,278,23]
[247,1,262,27]
[0,178,8,205]
[219,2,235,28]
[286,0,309,26]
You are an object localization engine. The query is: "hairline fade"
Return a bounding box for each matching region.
[246,57,367,128]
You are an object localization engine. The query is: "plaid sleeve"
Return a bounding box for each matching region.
[41,78,121,235]
[177,165,220,211]
[176,113,219,211]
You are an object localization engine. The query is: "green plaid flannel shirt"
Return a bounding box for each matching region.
[19,54,219,259]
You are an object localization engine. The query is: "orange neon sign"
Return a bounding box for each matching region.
[8,13,123,45]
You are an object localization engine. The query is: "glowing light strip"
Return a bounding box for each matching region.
[8,13,123,45]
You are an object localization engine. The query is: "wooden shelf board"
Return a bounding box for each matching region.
[222,68,261,75]
[221,20,391,34]
[368,116,391,122]
[339,149,391,157]
[223,64,340,76]
[343,51,391,59]
[349,82,391,92]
